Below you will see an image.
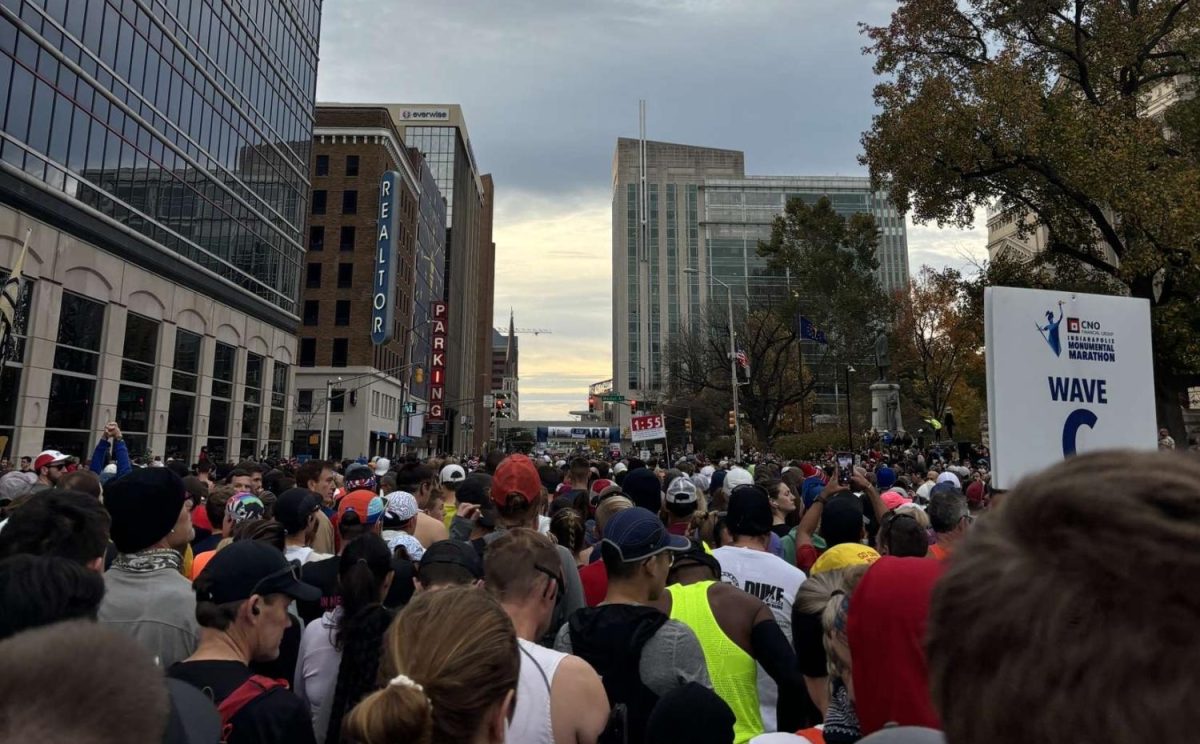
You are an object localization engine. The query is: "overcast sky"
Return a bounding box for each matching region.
[316,0,987,421]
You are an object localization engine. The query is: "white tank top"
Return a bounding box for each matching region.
[510,638,568,744]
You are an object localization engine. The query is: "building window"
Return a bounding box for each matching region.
[303,300,319,326]
[332,338,348,367]
[330,389,346,413]
[342,190,358,215]
[241,353,264,458]
[45,292,106,456]
[307,263,322,288]
[339,226,355,251]
[346,155,359,177]
[268,361,288,458]
[167,329,202,462]
[117,313,159,458]
[335,300,351,326]
[309,226,324,252]
[312,190,327,215]
[316,155,329,176]
[299,338,316,367]
[207,342,236,462]
[337,263,353,288]
[298,389,313,413]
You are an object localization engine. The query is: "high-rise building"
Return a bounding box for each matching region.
[0,0,322,460]
[612,139,909,425]
[350,104,494,455]
[407,146,448,452]
[293,105,427,461]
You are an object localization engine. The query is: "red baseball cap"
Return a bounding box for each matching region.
[492,455,542,508]
[33,450,70,471]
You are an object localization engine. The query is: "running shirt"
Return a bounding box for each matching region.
[713,545,807,731]
[510,638,568,744]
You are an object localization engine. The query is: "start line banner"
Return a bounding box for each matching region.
[985,286,1157,489]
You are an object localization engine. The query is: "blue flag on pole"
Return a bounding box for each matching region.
[799,316,827,344]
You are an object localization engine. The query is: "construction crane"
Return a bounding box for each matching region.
[495,327,553,336]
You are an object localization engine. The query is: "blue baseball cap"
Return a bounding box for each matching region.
[601,507,689,562]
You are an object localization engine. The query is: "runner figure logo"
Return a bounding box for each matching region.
[1036,301,1065,357]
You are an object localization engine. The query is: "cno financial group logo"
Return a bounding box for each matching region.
[1036,301,1117,362]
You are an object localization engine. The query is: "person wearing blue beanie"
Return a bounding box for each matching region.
[876,466,897,492]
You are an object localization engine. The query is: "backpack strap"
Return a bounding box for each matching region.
[217,675,288,744]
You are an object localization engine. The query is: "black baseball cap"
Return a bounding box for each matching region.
[726,484,774,536]
[602,507,689,562]
[672,538,721,577]
[275,488,321,534]
[821,494,866,546]
[194,541,321,604]
[419,540,483,579]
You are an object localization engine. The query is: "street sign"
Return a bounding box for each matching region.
[630,414,666,442]
[600,393,625,402]
[425,421,447,435]
[639,449,651,460]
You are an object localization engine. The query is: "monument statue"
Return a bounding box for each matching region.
[874,329,890,382]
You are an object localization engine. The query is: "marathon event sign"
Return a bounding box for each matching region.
[372,172,400,345]
[536,427,621,443]
[427,301,448,421]
[630,414,667,443]
[985,286,1156,488]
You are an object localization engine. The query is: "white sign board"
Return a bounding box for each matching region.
[630,414,666,443]
[985,287,1157,488]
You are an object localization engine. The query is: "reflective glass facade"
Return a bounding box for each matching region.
[0,0,322,321]
[409,150,447,407]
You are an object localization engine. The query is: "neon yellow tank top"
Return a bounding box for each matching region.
[667,580,764,744]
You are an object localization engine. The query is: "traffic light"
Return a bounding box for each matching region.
[685,417,693,433]
[728,410,736,430]
[588,396,596,413]
[630,399,638,414]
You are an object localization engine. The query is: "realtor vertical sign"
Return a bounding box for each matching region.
[985,286,1156,488]
[372,171,400,345]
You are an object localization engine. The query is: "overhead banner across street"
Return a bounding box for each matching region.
[985,286,1157,488]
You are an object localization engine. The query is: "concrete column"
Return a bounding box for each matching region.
[150,323,176,459]
[13,280,60,457]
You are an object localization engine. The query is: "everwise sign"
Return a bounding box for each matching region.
[985,286,1157,488]
[371,171,400,345]
[428,301,448,420]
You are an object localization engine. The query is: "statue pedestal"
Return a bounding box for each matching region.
[870,383,902,433]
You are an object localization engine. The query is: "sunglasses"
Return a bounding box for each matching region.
[533,563,564,598]
[249,560,301,597]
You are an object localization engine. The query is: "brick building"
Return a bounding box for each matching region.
[293,106,426,461]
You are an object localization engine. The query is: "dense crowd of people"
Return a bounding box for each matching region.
[0,420,1196,743]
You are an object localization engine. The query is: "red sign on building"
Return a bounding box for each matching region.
[428,301,448,421]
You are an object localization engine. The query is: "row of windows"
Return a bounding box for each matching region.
[314,154,358,177]
[307,225,356,252]
[311,189,356,215]
[302,299,351,327]
[40,289,289,460]
[298,337,349,368]
[305,262,354,289]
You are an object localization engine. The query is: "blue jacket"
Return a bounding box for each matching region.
[90,439,132,481]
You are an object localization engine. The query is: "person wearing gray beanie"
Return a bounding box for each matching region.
[98,468,198,667]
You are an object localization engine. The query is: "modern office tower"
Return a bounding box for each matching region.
[612,139,910,427]
[0,0,323,459]
[293,105,429,461]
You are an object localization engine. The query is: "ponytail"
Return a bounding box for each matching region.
[342,677,433,744]
[326,534,394,744]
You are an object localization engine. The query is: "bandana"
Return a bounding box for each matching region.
[112,548,184,574]
[226,493,266,524]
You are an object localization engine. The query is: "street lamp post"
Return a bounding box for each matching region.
[321,377,341,462]
[684,268,741,462]
[845,365,856,449]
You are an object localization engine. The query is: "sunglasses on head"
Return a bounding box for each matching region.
[533,563,564,598]
[249,560,301,597]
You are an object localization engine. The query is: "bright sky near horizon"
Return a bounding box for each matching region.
[317,0,988,421]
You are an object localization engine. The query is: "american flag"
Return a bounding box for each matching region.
[735,350,749,368]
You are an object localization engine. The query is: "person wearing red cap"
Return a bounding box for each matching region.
[458,454,585,641]
[32,449,72,492]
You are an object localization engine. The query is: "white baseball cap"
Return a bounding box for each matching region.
[723,466,754,491]
[612,462,628,475]
[374,457,391,477]
[665,476,698,505]
[440,464,466,484]
[384,491,419,522]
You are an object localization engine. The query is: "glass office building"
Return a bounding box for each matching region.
[0,0,322,459]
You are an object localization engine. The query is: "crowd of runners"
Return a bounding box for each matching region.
[0,421,1194,744]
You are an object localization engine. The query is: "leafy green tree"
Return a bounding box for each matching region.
[860,0,1200,436]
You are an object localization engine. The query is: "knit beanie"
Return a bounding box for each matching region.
[876,467,897,491]
[621,467,663,513]
[104,468,186,554]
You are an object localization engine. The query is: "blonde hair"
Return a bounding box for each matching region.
[595,496,633,531]
[342,587,518,744]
